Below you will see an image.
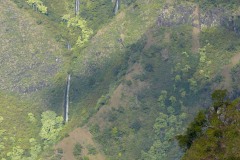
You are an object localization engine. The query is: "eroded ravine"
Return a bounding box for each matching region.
[222,53,240,91]
[192,5,200,53]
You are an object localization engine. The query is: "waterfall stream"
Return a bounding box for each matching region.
[64,74,71,122]
[75,0,80,16]
[114,0,119,14]
[67,42,71,50]
[64,42,71,122]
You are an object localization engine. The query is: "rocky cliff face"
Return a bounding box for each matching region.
[157,2,240,34]
[157,4,195,27]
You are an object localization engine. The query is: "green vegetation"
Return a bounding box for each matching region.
[26,0,47,14]
[75,1,240,159]
[176,111,207,150]
[0,95,63,159]
[2,0,240,159]
[39,111,63,147]
[0,92,40,158]
[178,91,240,159]
[73,143,83,159]
[87,145,97,155]
[195,0,240,10]
[62,16,93,47]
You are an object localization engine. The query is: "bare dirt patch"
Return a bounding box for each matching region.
[55,127,105,160]
[192,5,200,53]
[164,32,171,43]
[221,53,240,91]
[111,63,148,107]
[89,63,148,130]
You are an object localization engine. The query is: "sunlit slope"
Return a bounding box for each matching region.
[0,0,63,94]
[71,0,164,74]
[0,92,41,158]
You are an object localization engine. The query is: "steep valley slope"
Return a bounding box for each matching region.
[1,0,240,160]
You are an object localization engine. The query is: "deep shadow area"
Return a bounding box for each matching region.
[42,35,146,120]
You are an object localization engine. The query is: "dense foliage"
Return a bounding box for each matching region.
[176,111,207,150]
[26,0,47,14]
[178,92,240,159]
[2,0,240,159]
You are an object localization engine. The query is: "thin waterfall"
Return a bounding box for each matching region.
[75,0,80,16]
[67,42,71,50]
[64,74,71,122]
[64,41,71,123]
[114,0,119,14]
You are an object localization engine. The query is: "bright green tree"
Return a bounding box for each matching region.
[26,0,47,14]
[28,113,36,123]
[63,16,93,47]
[28,138,42,159]
[158,90,168,108]
[39,111,63,146]
[7,146,24,160]
[169,96,176,106]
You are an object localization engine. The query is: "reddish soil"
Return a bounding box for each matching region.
[164,32,171,43]
[55,127,105,160]
[192,5,200,53]
[221,53,240,91]
[88,63,148,129]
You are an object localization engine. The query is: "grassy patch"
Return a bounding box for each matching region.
[0,91,41,158]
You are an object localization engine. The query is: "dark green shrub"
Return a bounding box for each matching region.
[129,120,142,132]
[226,156,240,160]
[145,64,154,72]
[87,145,97,155]
[112,65,122,76]
[95,95,110,111]
[123,79,132,86]
[126,80,132,86]
[36,20,43,25]
[108,112,117,122]
[54,35,62,42]
[176,111,207,150]
[89,124,100,136]
[82,156,89,160]
[211,89,228,111]
[88,77,96,87]
[226,43,236,51]
[213,75,223,83]
[116,106,125,113]
[73,143,82,157]
[213,129,223,138]
[134,74,147,81]
[57,148,63,154]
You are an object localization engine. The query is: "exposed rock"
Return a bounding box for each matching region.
[219,113,225,124]
[157,3,240,34]
[157,4,195,27]
[200,8,224,28]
